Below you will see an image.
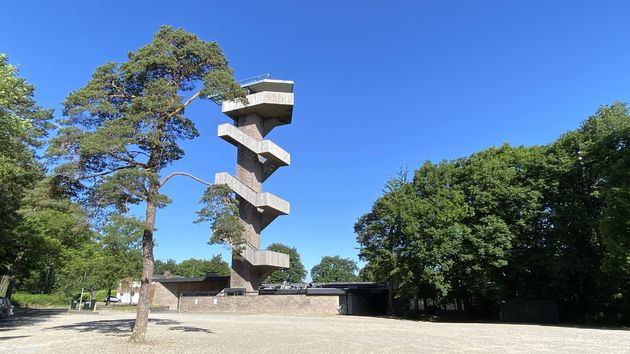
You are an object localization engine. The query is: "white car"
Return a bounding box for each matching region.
[106,296,121,303]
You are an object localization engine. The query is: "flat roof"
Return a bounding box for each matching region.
[315,282,382,288]
[244,79,294,94]
[154,274,230,283]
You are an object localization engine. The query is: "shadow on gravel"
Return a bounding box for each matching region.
[169,326,213,333]
[49,318,212,336]
[0,308,66,332]
[0,335,30,340]
[388,315,630,332]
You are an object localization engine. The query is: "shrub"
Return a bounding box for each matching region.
[11,292,68,307]
[95,289,111,302]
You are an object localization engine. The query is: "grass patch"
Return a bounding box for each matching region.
[107,304,170,312]
[109,304,137,312]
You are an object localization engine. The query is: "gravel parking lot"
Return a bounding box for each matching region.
[1,308,629,353]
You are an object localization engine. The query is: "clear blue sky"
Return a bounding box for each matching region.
[3,1,630,278]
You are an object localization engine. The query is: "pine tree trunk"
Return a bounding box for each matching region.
[5,275,15,299]
[0,275,10,297]
[129,200,156,343]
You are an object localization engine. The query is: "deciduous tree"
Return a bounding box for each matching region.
[311,256,359,283]
[176,256,230,277]
[154,258,178,275]
[95,215,143,304]
[265,243,306,283]
[0,54,52,296]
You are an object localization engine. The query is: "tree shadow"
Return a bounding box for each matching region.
[0,335,30,340]
[169,326,213,333]
[387,314,630,331]
[49,318,177,335]
[0,308,66,331]
[49,318,212,336]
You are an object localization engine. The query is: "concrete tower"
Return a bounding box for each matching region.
[216,76,293,291]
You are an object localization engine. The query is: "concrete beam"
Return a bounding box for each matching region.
[218,123,290,166]
[215,172,290,216]
[241,243,290,268]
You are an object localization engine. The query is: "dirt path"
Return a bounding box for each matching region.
[1,309,628,353]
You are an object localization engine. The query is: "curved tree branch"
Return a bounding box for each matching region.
[108,151,148,168]
[166,91,201,119]
[159,171,212,189]
[79,165,136,180]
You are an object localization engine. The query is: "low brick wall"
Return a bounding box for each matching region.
[179,294,341,315]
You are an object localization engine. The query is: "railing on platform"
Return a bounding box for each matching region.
[237,73,271,87]
[209,73,272,105]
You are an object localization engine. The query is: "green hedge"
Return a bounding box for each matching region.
[11,289,116,307]
[95,289,113,302]
[11,292,68,307]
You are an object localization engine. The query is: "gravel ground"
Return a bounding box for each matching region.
[1,308,629,353]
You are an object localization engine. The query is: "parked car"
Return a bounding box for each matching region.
[0,297,14,319]
[106,296,121,303]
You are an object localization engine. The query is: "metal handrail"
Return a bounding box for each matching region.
[208,73,272,105]
[237,73,271,87]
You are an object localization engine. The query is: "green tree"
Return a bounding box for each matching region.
[264,243,306,283]
[195,184,245,253]
[355,170,418,314]
[154,258,178,275]
[548,102,630,321]
[48,27,245,342]
[311,256,359,283]
[176,255,230,277]
[356,167,475,310]
[358,266,374,282]
[4,178,94,299]
[0,54,52,296]
[53,238,101,297]
[204,255,230,276]
[16,179,93,288]
[453,145,548,311]
[407,162,474,299]
[95,215,143,303]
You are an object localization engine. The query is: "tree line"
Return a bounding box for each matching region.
[356,103,630,324]
[154,255,230,277]
[154,246,362,284]
[260,243,361,284]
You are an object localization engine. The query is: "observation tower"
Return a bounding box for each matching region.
[215,74,293,291]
